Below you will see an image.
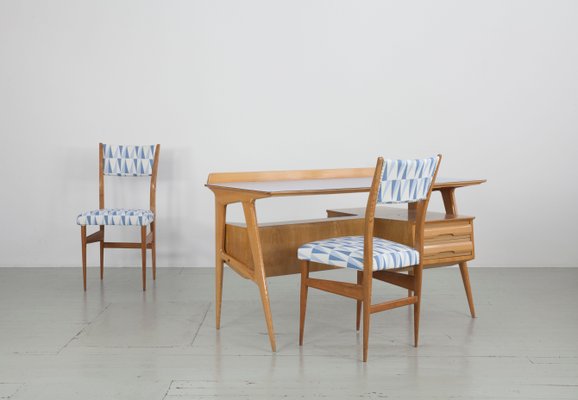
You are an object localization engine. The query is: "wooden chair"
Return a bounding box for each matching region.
[76,143,160,291]
[298,155,441,361]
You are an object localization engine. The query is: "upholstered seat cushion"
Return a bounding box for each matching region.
[298,236,419,271]
[76,209,154,226]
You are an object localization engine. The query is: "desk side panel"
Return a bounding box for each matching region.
[328,209,414,246]
[225,218,367,278]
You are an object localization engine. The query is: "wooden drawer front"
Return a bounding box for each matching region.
[423,219,474,263]
[424,220,472,241]
[423,240,473,259]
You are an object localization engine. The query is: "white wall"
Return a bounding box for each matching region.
[1,0,577,268]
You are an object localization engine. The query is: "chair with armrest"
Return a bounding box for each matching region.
[76,143,160,291]
[298,155,441,361]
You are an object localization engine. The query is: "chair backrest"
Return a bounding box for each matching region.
[377,157,439,204]
[102,144,157,176]
[98,143,160,211]
[363,155,441,272]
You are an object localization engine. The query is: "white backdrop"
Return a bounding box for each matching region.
[1,1,577,268]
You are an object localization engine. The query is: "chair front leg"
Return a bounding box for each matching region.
[299,260,309,346]
[141,226,147,291]
[81,226,87,291]
[413,263,424,347]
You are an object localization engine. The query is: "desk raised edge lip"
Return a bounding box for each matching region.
[205,178,486,196]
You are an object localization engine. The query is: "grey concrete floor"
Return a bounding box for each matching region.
[0,267,577,399]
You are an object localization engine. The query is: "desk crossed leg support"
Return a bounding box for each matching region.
[214,200,226,330]
[242,200,277,352]
[440,187,476,318]
[213,196,277,352]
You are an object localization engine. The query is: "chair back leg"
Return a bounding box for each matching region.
[356,271,362,331]
[299,260,310,346]
[141,226,147,291]
[407,268,414,297]
[99,226,104,280]
[362,270,372,362]
[151,222,156,280]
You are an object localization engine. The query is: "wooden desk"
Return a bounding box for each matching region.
[206,168,484,351]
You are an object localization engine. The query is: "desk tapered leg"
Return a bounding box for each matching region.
[440,187,476,318]
[441,187,457,216]
[215,200,227,329]
[243,200,277,352]
[459,262,476,318]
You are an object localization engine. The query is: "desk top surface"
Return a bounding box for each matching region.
[207,177,485,196]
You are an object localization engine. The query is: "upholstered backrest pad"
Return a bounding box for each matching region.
[377,157,439,204]
[103,144,156,176]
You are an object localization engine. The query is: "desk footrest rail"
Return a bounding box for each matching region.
[221,251,253,280]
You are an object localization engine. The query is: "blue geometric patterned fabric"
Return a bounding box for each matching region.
[103,144,156,176]
[298,236,419,271]
[76,209,154,226]
[377,157,439,204]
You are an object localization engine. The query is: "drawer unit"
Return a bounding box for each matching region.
[423,219,475,266]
